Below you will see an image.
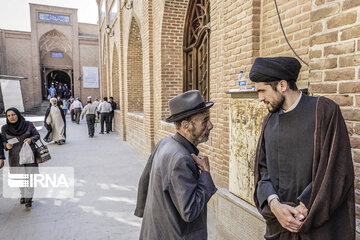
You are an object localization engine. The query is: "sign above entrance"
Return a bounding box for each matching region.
[38,12,70,24]
[51,52,64,58]
[83,67,99,88]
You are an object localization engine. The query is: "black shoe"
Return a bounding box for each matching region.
[106,132,110,134]
[99,132,104,134]
[20,198,25,204]
[25,199,32,209]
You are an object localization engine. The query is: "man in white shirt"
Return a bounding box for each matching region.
[72,98,83,124]
[81,99,98,137]
[97,97,112,134]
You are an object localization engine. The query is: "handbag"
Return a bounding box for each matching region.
[34,139,51,163]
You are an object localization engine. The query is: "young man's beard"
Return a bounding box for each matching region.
[268,94,285,113]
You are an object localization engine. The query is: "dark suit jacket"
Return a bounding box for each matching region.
[135,133,217,240]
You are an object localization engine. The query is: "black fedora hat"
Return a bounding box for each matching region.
[165,90,214,123]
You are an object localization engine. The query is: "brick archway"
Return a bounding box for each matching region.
[112,44,120,105]
[127,16,143,113]
[160,0,189,119]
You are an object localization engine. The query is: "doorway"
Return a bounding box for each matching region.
[44,70,72,99]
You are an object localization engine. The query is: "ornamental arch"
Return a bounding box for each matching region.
[127,16,143,113]
[112,44,120,105]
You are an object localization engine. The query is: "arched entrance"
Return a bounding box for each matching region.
[44,70,72,99]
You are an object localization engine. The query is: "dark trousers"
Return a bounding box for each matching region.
[70,109,75,121]
[74,108,81,124]
[100,112,110,133]
[109,112,114,131]
[86,114,96,137]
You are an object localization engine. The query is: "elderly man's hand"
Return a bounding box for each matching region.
[269,199,303,232]
[0,159,4,168]
[191,154,210,172]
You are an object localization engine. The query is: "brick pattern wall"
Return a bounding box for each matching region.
[262,0,311,86]
[153,0,189,145]
[101,0,360,233]
[308,0,360,234]
[126,113,147,155]
[127,17,143,113]
[112,44,120,104]
[4,33,34,110]
[207,0,261,187]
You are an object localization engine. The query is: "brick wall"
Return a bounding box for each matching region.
[127,17,143,113]
[4,31,34,110]
[100,0,360,233]
[262,0,311,86]
[112,44,120,104]
[126,113,147,155]
[79,38,100,103]
[308,0,360,235]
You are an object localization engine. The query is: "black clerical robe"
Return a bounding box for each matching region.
[257,94,317,208]
[254,96,355,240]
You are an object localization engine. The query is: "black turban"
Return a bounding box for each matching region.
[249,57,302,82]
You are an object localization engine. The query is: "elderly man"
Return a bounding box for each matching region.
[251,57,355,239]
[135,90,217,240]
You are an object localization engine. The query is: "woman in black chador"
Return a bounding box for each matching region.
[1,107,40,209]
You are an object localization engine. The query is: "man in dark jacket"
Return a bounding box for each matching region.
[109,97,117,132]
[135,90,217,240]
[251,57,355,239]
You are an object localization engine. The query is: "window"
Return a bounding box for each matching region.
[109,0,118,25]
[100,1,106,23]
[184,0,210,101]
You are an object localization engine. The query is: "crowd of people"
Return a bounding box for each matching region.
[43,96,117,142]
[0,95,117,210]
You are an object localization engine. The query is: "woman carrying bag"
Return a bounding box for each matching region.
[1,107,40,209]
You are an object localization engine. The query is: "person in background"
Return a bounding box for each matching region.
[0,133,5,169]
[81,98,98,138]
[97,97,112,134]
[64,85,71,99]
[2,107,40,209]
[56,96,63,109]
[48,83,56,99]
[72,98,83,124]
[69,98,75,122]
[44,98,66,145]
[62,98,68,116]
[109,97,117,132]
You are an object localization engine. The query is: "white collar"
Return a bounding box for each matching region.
[283,91,302,113]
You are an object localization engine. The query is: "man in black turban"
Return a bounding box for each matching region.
[251,57,355,240]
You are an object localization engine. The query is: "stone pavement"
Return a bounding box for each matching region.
[0,115,216,240]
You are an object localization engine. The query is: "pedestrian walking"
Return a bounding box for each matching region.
[72,98,83,124]
[0,133,5,168]
[135,90,217,239]
[1,107,40,209]
[97,97,112,134]
[64,85,71,99]
[80,98,98,138]
[250,57,355,239]
[62,98,68,116]
[44,98,66,145]
[109,97,117,132]
[48,83,56,99]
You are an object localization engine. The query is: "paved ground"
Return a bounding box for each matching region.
[0,115,216,240]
